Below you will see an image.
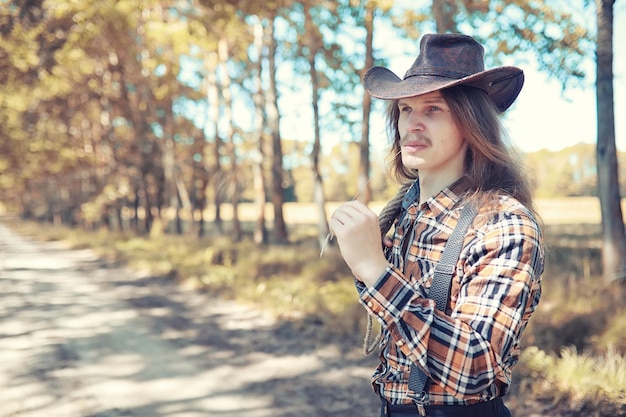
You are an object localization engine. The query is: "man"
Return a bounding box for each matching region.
[329,33,544,417]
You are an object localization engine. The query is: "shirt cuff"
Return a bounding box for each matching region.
[359,265,427,325]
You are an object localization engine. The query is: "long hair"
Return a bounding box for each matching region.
[383,85,538,218]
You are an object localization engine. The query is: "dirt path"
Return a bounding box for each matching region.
[0,223,380,417]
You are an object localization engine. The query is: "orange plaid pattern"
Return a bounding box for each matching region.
[357,179,543,406]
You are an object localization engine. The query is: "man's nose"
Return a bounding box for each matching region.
[407,111,425,131]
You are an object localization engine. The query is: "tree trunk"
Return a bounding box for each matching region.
[358,4,374,205]
[162,112,177,235]
[132,185,140,231]
[304,3,330,250]
[267,15,289,243]
[432,0,458,33]
[218,37,241,242]
[253,17,268,244]
[116,201,124,232]
[197,176,209,238]
[595,0,626,282]
[206,52,223,234]
[175,169,194,236]
[141,173,153,234]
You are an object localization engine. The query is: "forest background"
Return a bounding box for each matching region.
[1,0,626,415]
[1,0,625,236]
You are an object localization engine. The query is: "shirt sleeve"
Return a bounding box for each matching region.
[359,209,543,398]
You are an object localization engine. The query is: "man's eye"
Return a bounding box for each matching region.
[427,106,442,112]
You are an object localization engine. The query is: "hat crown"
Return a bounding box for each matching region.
[404,34,486,80]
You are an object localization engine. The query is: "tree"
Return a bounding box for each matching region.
[357,2,375,205]
[301,1,331,249]
[252,16,269,244]
[289,0,381,248]
[204,50,225,233]
[217,36,242,242]
[267,11,289,243]
[595,0,626,281]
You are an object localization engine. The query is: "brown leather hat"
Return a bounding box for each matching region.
[363,33,524,112]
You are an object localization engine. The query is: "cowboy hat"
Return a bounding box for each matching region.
[363,33,524,112]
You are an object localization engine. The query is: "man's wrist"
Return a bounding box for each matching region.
[353,257,392,288]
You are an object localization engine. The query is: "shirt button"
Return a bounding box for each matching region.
[367,301,373,308]
[397,340,405,347]
[378,311,384,318]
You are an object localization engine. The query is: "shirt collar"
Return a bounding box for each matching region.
[402,176,472,216]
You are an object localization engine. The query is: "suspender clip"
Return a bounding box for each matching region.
[409,391,429,416]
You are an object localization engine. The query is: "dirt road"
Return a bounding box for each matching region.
[0,223,379,417]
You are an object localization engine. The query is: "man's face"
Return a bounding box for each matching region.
[397,90,467,178]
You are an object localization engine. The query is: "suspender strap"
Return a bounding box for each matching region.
[407,203,478,411]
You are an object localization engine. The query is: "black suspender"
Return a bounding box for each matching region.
[407,203,478,415]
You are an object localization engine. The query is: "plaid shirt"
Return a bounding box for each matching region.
[357,178,544,405]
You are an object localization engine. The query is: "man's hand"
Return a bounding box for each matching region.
[329,201,390,287]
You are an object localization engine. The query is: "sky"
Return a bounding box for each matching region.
[279,3,625,156]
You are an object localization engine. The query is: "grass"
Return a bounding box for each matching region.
[5,197,626,416]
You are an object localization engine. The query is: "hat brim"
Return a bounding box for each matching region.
[363,66,524,112]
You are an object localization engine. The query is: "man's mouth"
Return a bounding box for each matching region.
[401,141,428,152]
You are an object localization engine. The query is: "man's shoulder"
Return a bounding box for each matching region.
[494,194,531,214]
[471,194,541,232]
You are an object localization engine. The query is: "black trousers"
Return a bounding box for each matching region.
[380,397,512,417]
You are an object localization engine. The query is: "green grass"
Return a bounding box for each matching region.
[6,214,626,416]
